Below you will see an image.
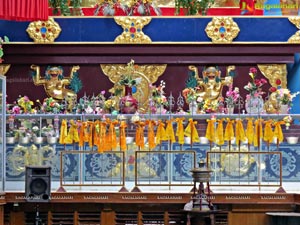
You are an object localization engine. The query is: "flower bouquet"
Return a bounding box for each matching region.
[244,67,267,114]
[42,124,58,144]
[31,125,45,144]
[225,84,240,113]
[17,95,34,113]
[149,80,168,114]
[182,87,205,114]
[269,79,300,114]
[117,59,141,114]
[40,97,62,113]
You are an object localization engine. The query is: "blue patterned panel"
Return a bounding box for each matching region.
[136,151,167,183]
[84,152,123,183]
[6,143,79,182]
[54,144,79,182]
[173,143,209,161]
[265,144,300,182]
[0,17,297,42]
[172,151,195,182]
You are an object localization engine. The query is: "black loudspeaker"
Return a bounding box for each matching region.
[25,166,51,202]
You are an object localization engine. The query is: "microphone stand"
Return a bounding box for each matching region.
[35,204,43,225]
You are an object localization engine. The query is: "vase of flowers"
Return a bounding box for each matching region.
[279,104,289,114]
[189,100,198,114]
[16,126,31,144]
[225,84,239,114]
[244,67,267,114]
[119,85,138,114]
[182,87,199,114]
[39,97,62,114]
[149,80,168,114]
[118,60,139,114]
[281,89,297,113]
[269,79,300,114]
[31,125,45,144]
[42,124,58,144]
[6,129,17,144]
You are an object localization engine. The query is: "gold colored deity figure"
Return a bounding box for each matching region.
[190,65,234,105]
[31,65,80,100]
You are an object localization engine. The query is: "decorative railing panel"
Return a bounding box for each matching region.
[207,151,282,187]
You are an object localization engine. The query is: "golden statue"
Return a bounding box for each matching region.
[190,65,234,105]
[31,65,80,100]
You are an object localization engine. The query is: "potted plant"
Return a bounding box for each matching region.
[175,0,215,15]
[49,0,82,16]
[42,125,58,144]
[268,79,300,114]
[16,126,31,145]
[225,84,240,114]
[149,80,168,114]
[6,129,17,144]
[31,126,44,144]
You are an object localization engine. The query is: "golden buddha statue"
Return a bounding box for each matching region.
[31,65,80,100]
[190,65,234,106]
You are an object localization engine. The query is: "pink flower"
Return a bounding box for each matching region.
[12,106,21,114]
[23,96,30,102]
[249,67,257,74]
[260,78,267,84]
[254,79,261,87]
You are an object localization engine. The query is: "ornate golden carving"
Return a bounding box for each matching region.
[101,63,167,111]
[258,64,287,114]
[187,65,234,111]
[30,65,80,101]
[26,18,61,43]
[7,144,55,173]
[258,64,287,88]
[288,17,300,43]
[205,17,240,43]
[0,64,11,75]
[114,17,152,43]
[288,16,300,29]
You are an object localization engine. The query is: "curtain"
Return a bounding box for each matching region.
[0,0,49,21]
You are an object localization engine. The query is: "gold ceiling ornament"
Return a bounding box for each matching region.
[114,17,152,43]
[288,17,300,43]
[257,64,287,88]
[100,63,167,111]
[0,64,11,76]
[205,17,240,43]
[26,18,62,43]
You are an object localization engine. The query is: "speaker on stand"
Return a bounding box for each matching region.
[25,166,51,225]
